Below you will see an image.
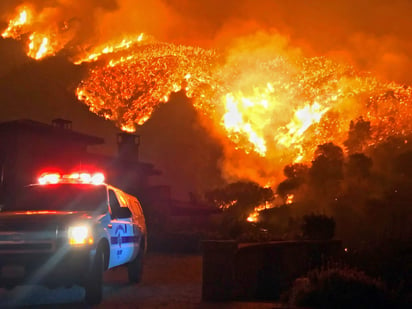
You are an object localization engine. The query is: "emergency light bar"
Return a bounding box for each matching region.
[38,172,105,185]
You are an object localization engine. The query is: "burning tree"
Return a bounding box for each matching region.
[205,181,274,237]
[277,163,309,201]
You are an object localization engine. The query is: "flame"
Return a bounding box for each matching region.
[219,200,238,210]
[285,194,294,205]
[247,212,259,222]
[277,102,330,148]
[28,33,56,60]
[73,33,147,65]
[246,201,272,222]
[1,6,32,39]
[121,124,136,133]
[222,92,268,156]
[276,102,330,162]
[1,5,71,60]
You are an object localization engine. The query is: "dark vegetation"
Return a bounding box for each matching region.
[300,214,335,240]
[287,267,397,308]
[149,117,411,306]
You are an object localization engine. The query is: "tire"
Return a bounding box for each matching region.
[84,249,104,305]
[128,246,144,283]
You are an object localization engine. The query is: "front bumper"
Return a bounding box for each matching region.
[0,246,95,288]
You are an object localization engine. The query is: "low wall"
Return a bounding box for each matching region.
[202,240,342,301]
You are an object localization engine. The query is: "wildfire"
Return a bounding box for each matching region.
[28,33,55,60]
[76,40,217,131]
[276,102,330,161]
[1,5,68,60]
[247,201,273,222]
[218,200,238,210]
[286,194,294,205]
[67,36,412,183]
[73,33,147,65]
[3,3,412,190]
[1,6,31,39]
[222,92,269,156]
[246,212,259,223]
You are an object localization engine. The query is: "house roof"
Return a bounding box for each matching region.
[0,119,104,145]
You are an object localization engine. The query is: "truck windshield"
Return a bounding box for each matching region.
[7,184,107,212]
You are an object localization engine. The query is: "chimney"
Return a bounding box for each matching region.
[117,132,140,162]
[52,118,72,130]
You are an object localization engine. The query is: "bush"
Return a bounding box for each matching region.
[288,266,397,308]
[343,239,411,301]
[301,213,335,240]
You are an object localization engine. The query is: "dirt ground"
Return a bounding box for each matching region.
[0,253,282,308]
[97,252,281,308]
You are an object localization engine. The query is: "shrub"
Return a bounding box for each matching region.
[288,266,396,308]
[343,239,411,302]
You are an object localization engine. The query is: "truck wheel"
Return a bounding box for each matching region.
[128,247,144,283]
[84,249,104,305]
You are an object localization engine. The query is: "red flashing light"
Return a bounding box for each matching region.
[90,172,105,184]
[38,172,105,185]
[38,173,60,185]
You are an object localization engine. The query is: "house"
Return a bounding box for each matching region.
[0,118,160,204]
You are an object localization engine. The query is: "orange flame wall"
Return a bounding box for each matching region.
[76,32,412,185]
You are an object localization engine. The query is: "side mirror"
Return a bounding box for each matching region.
[116,207,132,219]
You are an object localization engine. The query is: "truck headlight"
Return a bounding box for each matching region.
[68,225,94,245]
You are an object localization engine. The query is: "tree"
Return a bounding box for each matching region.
[284,163,310,180]
[310,142,344,188]
[301,213,335,240]
[393,151,412,180]
[344,117,371,154]
[205,181,274,219]
[277,163,309,199]
[346,153,373,179]
[205,181,275,238]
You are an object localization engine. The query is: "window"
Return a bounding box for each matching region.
[109,190,122,218]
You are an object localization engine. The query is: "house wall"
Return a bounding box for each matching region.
[202,240,342,301]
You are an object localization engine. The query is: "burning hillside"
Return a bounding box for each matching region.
[1,1,412,188]
[75,34,412,185]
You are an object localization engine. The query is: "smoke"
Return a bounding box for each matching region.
[162,0,412,84]
[1,0,411,82]
[137,91,225,199]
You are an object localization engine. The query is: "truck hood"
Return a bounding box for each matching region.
[0,211,94,232]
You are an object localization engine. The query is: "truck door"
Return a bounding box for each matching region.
[107,189,134,268]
